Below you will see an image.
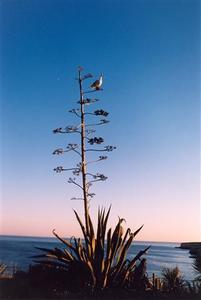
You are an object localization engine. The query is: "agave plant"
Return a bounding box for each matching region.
[34,207,150,292]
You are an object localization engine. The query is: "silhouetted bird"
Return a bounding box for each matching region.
[90,74,103,90]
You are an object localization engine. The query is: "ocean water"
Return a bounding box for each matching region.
[0,235,196,281]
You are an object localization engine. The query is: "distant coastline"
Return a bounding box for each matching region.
[179,242,201,256]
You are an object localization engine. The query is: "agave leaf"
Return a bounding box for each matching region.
[113,235,134,280]
[121,245,151,283]
[115,228,131,264]
[35,247,65,258]
[35,246,76,265]
[115,224,143,263]
[102,228,113,288]
[131,245,151,265]
[102,219,124,285]
[105,228,112,261]
[54,247,68,256]
[86,259,96,287]
[73,237,86,262]
[63,249,75,261]
[96,208,101,242]
[94,210,105,278]
[74,210,93,258]
[52,229,75,251]
[121,228,131,247]
[102,206,111,242]
[113,225,143,275]
[33,260,68,269]
[73,210,88,242]
[88,214,95,238]
[133,224,144,238]
[88,214,96,255]
[110,218,124,263]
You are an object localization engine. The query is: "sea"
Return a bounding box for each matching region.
[0,235,197,281]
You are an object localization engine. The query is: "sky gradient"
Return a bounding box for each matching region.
[1,0,200,242]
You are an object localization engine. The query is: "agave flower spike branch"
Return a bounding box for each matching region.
[53,166,81,174]
[52,148,64,155]
[68,177,83,190]
[86,173,108,181]
[66,143,82,157]
[87,137,104,145]
[66,124,82,131]
[87,192,96,198]
[69,108,81,118]
[53,127,65,134]
[94,109,109,117]
[53,144,82,157]
[75,73,93,82]
[85,145,116,152]
[71,197,84,201]
[81,73,93,81]
[85,172,105,178]
[85,119,110,127]
[85,129,96,136]
[77,98,99,105]
[84,110,109,117]
[84,156,108,166]
[53,127,81,135]
[71,148,82,157]
[53,166,65,173]
[87,177,108,185]
[52,148,81,157]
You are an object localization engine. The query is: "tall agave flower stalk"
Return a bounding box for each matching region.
[34,68,150,292]
[53,67,115,236]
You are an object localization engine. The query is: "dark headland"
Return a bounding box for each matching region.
[179,242,201,256]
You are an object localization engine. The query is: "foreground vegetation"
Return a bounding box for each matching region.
[0,261,201,299]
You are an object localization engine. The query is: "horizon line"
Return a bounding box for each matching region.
[0,234,189,244]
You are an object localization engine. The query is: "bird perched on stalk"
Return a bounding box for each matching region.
[90,74,103,90]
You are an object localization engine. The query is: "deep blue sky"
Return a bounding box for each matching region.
[1,0,200,241]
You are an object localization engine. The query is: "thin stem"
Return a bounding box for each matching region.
[55,130,81,134]
[85,121,109,127]
[85,158,107,165]
[63,168,79,171]
[87,179,106,184]
[86,172,96,177]
[85,148,108,152]
[79,69,90,237]
[84,112,95,116]
[69,179,83,190]
[71,149,82,157]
